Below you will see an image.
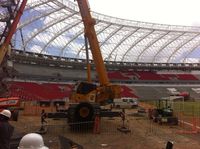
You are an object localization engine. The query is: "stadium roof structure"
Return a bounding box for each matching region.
[1,0,200,63]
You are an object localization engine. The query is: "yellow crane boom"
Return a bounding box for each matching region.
[76,0,109,86]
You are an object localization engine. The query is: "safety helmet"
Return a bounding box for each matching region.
[18,133,49,149]
[0,109,11,118]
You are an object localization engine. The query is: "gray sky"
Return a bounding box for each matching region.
[88,0,200,26]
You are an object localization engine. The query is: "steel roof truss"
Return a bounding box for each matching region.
[23,12,78,50]
[121,29,154,61]
[167,33,200,62]
[152,32,185,62]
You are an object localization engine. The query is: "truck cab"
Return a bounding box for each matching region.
[113,97,138,109]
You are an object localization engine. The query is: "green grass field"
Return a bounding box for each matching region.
[173,101,200,116]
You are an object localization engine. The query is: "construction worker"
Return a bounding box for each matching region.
[0,109,14,149]
[120,108,125,122]
[41,109,47,125]
[120,108,126,128]
[39,109,47,132]
[93,112,101,134]
[18,133,49,149]
[56,103,59,112]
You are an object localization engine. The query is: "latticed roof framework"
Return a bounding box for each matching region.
[1,0,200,63]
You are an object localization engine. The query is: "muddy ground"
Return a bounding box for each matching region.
[10,108,200,149]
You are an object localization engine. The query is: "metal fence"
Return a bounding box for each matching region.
[12,103,200,149]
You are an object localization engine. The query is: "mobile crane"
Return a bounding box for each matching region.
[0,0,27,95]
[0,0,27,65]
[0,0,120,125]
[0,0,27,119]
[67,0,121,125]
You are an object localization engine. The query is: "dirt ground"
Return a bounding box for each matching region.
[10,108,200,149]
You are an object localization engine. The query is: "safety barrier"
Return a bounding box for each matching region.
[174,102,200,134]
[21,101,58,116]
[12,102,200,149]
[176,112,200,134]
[23,105,55,116]
[12,114,133,149]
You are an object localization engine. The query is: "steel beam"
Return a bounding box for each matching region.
[106,28,140,61]
[76,22,112,57]
[136,31,170,62]
[152,32,185,62]
[23,12,78,50]
[121,30,154,61]
[167,33,200,63]
[99,25,123,47]
[41,20,82,54]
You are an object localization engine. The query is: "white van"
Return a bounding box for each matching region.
[113,97,138,109]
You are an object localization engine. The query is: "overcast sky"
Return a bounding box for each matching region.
[88,0,200,26]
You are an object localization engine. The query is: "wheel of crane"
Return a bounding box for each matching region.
[74,102,94,123]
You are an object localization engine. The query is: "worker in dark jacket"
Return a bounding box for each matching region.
[39,109,47,132]
[0,109,14,149]
[41,109,47,125]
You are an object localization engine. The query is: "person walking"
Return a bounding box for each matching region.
[0,109,14,149]
[41,109,47,126]
[40,109,47,132]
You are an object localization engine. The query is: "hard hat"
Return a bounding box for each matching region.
[0,109,11,118]
[18,133,49,149]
